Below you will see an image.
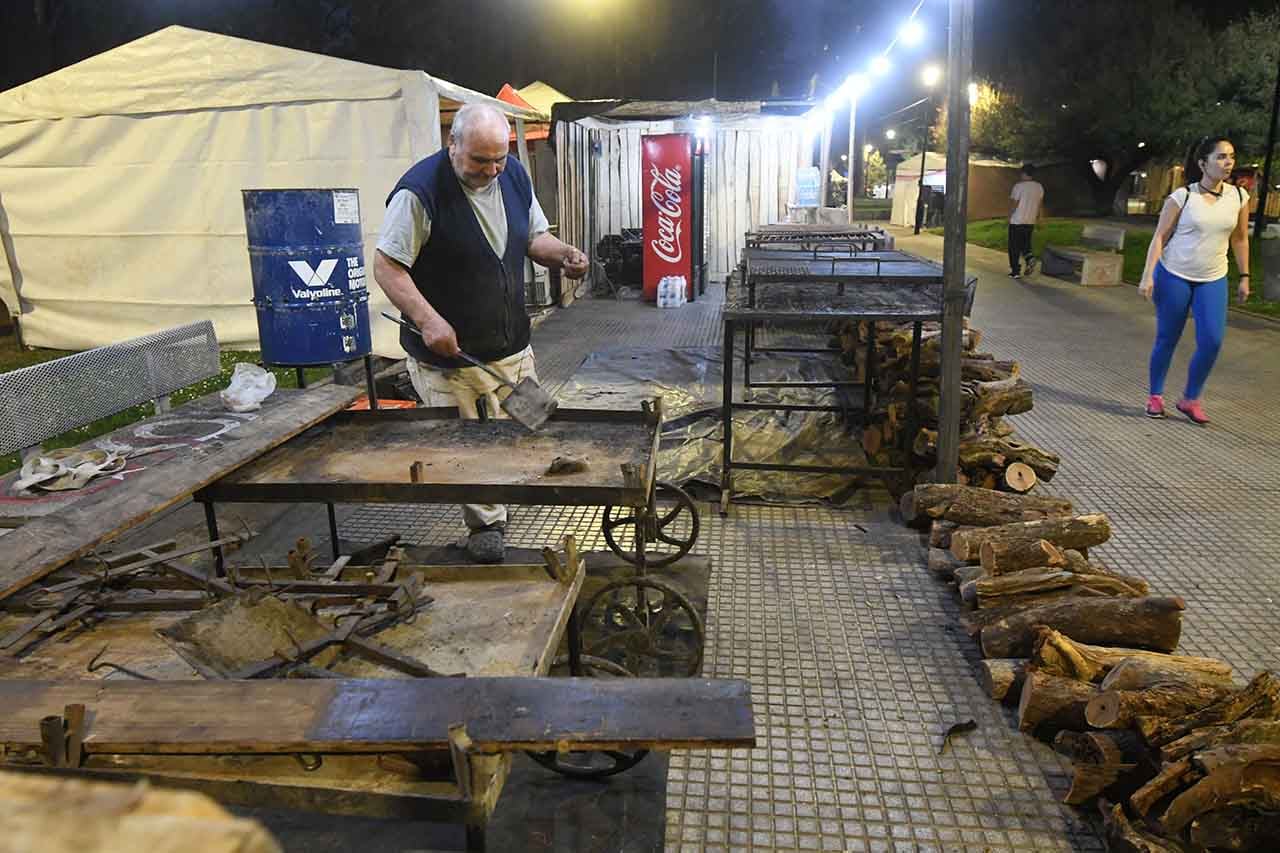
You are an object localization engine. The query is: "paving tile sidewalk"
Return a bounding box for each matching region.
[339,238,1278,851]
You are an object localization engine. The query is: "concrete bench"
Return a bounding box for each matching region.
[1042,224,1126,287]
[0,321,221,460]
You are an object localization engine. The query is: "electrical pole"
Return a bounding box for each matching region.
[847,100,858,222]
[937,0,974,485]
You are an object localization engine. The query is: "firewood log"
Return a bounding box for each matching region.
[1137,671,1280,748]
[1055,730,1151,805]
[1003,462,1037,492]
[1059,550,1149,590]
[1100,658,1235,694]
[1130,759,1200,817]
[1086,681,1234,729]
[980,596,1184,658]
[1101,800,1189,852]
[980,538,1066,574]
[929,520,960,549]
[968,570,1148,610]
[952,564,986,587]
[1017,670,1097,735]
[1159,745,1280,834]
[1186,804,1280,850]
[927,547,965,579]
[963,376,1034,419]
[979,658,1027,703]
[1029,628,1231,685]
[951,513,1112,563]
[1160,718,1280,763]
[899,483,1072,528]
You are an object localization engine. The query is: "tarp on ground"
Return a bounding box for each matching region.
[0,25,539,357]
[556,345,872,503]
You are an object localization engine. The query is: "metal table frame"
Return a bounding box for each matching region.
[720,248,967,513]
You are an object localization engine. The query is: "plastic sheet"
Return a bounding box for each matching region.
[556,344,872,502]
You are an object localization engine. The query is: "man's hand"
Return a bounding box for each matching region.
[418,313,460,357]
[561,247,589,279]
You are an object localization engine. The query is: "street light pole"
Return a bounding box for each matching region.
[913,99,933,235]
[1254,51,1280,240]
[847,100,858,223]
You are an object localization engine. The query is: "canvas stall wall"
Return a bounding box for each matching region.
[0,76,439,359]
[556,117,810,285]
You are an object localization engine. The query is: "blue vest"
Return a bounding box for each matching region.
[387,150,532,368]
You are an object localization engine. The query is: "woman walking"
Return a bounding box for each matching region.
[1138,136,1251,424]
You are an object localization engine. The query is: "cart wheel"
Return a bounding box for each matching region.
[601,481,700,568]
[577,577,704,678]
[526,655,650,779]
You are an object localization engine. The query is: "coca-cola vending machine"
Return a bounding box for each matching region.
[641,133,705,302]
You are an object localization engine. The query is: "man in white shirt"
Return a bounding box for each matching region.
[373,103,588,562]
[1008,164,1045,279]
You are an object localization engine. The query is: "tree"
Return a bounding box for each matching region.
[864,149,888,195]
[931,82,1051,163]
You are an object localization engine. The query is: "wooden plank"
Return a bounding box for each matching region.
[0,678,756,754]
[0,387,361,602]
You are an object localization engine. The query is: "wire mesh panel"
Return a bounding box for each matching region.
[0,321,220,456]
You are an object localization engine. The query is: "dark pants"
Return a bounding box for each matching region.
[1008,224,1034,274]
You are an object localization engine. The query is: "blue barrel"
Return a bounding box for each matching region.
[242,188,371,365]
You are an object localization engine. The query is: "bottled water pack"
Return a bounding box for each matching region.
[656,275,688,308]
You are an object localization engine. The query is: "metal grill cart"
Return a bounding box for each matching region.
[744,223,894,252]
[193,403,706,679]
[719,249,976,512]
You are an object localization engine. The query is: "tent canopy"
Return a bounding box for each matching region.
[0,26,537,357]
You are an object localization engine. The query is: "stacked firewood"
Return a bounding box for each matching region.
[902,483,1279,851]
[841,320,1060,492]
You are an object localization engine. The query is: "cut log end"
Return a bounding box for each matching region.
[1004,462,1037,493]
[1086,692,1124,729]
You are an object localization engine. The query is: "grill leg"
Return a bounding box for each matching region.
[327,503,341,559]
[364,354,378,411]
[203,502,225,577]
[720,318,735,516]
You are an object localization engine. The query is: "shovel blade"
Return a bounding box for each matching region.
[500,378,558,431]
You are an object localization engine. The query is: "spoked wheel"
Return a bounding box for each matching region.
[601,481,700,568]
[526,655,649,778]
[576,577,704,678]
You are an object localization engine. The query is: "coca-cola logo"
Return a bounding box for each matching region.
[648,164,684,263]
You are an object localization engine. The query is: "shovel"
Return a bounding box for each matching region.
[381,312,558,431]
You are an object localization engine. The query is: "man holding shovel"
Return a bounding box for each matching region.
[374,103,588,563]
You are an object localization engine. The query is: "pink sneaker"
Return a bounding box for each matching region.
[1176,399,1210,425]
[1145,394,1165,418]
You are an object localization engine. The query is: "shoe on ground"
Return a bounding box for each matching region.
[1176,399,1210,425]
[1024,256,1038,275]
[465,525,506,563]
[1145,394,1165,418]
[1008,272,1021,279]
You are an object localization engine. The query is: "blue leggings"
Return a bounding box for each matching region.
[1148,263,1227,400]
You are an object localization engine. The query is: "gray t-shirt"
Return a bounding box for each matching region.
[376,179,550,268]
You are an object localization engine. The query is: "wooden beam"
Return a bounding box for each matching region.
[0,678,756,755]
[0,387,362,602]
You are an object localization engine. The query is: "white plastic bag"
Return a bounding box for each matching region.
[220,362,277,412]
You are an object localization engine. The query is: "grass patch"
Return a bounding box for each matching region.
[934,218,1276,318]
[0,337,331,476]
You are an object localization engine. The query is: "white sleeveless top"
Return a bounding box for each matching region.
[1161,183,1248,282]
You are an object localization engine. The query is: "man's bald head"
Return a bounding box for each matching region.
[448,104,512,190]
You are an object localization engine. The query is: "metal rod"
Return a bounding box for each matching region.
[914,96,933,235]
[846,96,858,222]
[862,321,875,417]
[937,0,975,484]
[729,461,905,476]
[720,319,735,514]
[295,367,307,390]
[731,402,852,413]
[903,321,925,482]
[363,354,379,411]
[202,502,224,577]
[326,503,341,560]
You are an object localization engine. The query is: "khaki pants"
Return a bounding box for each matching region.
[406,347,539,531]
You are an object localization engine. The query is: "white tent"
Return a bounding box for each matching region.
[0,25,539,357]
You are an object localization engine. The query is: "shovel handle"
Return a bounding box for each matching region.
[379,312,515,389]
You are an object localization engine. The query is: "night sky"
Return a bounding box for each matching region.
[2,0,1275,117]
